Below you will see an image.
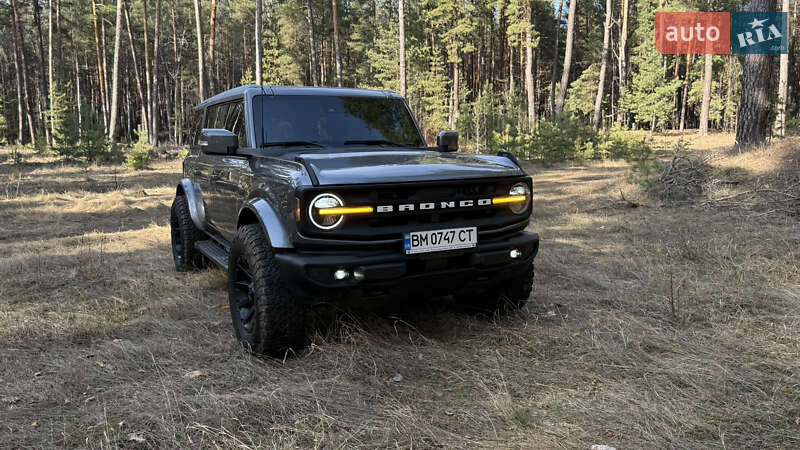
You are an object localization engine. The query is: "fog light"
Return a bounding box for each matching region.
[353,269,365,281]
[509,248,522,259]
[333,269,350,280]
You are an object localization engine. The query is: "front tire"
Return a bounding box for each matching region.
[170,195,206,271]
[456,261,534,313]
[228,224,306,356]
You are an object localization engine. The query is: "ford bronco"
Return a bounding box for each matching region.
[171,85,540,356]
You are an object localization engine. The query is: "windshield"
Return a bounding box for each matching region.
[253,95,425,148]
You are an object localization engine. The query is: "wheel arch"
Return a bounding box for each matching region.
[176,179,207,231]
[237,199,293,249]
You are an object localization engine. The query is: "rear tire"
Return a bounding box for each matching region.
[228,224,306,356]
[456,261,534,313]
[170,195,206,272]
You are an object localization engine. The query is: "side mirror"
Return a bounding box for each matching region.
[437,130,458,152]
[199,128,238,155]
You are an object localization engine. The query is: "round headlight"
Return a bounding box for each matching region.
[309,193,345,229]
[508,183,530,214]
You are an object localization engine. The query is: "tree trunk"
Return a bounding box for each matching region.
[735,0,777,147]
[671,56,680,129]
[11,13,25,144]
[679,54,693,131]
[592,0,612,130]
[75,53,82,139]
[699,53,713,136]
[398,0,406,96]
[101,2,111,122]
[164,75,171,144]
[11,0,36,145]
[554,0,577,116]
[55,0,62,66]
[524,3,535,129]
[172,1,181,142]
[509,46,514,92]
[92,1,108,132]
[125,4,149,131]
[450,62,460,129]
[550,0,564,118]
[616,0,629,124]
[49,0,56,143]
[108,0,124,141]
[209,0,218,93]
[255,0,263,84]
[151,0,162,146]
[774,0,790,136]
[519,40,524,91]
[33,0,51,145]
[143,0,153,139]
[306,0,319,86]
[332,0,343,87]
[193,0,205,100]
[499,11,506,91]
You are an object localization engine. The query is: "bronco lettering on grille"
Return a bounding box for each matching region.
[376,198,493,213]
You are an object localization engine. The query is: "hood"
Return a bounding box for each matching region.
[295,150,524,186]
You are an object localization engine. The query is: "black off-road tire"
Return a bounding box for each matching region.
[170,195,206,272]
[228,224,306,356]
[457,261,534,313]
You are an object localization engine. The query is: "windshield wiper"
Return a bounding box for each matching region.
[343,139,411,147]
[261,141,324,148]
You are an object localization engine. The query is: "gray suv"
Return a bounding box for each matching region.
[171,85,539,356]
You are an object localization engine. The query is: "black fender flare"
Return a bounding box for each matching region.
[238,198,293,249]
[177,179,207,231]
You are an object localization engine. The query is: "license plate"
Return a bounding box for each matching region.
[403,227,477,255]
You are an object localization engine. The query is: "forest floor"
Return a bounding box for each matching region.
[1,133,798,448]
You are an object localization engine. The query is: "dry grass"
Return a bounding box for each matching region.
[1,139,799,448]
[649,130,736,153]
[642,134,800,216]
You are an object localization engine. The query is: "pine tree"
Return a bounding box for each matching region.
[621,0,680,131]
[263,35,304,85]
[49,80,76,157]
[565,64,600,121]
[124,124,155,169]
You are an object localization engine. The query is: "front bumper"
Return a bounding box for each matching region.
[274,231,539,298]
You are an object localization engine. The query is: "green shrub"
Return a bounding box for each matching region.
[526,116,599,161]
[491,115,664,163]
[625,141,662,191]
[625,139,690,192]
[50,81,119,163]
[124,125,155,170]
[599,125,653,160]
[784,115,800,136]
[81,109,116,162]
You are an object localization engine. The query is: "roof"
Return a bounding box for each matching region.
[196,85,402,109]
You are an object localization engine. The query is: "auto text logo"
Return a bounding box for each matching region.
[655,12,788,54]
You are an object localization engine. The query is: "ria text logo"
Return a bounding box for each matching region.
[655,12,787,54]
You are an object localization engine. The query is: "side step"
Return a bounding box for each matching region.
[195,240,229,271]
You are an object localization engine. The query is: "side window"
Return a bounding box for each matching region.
[213,104,229,129]
[225,102,247,147]
[191,109,205,145]
[203,101,247,147]
[204,105,217,128]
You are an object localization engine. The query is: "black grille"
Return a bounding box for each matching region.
[299,177,530,242]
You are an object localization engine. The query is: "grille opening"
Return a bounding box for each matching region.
[301,177,529,242]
